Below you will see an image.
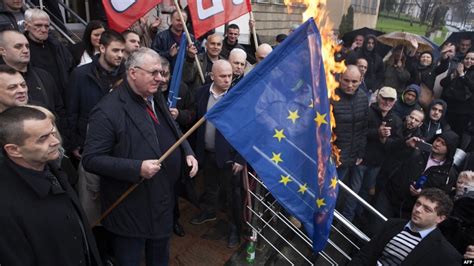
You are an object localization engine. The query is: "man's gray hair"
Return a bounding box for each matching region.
[229,48,247,60]
[25,8,50,22]
[125,47,161,70]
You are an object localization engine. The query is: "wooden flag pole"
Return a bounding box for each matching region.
[250,11,259,52]
[173,0,206,84]
[92,116,207,227]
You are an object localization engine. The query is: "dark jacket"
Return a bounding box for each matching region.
[194,83,245,167]
[66,56,125,150]
[363,103,403,166]
[407,55,450,91]
[385,131,459,213]
[182,52,219,90]
[68,41,87,67]
[392,84,422,120]
[0,158,102,266]
[161,81,196,131]
[331,87,368,166]
[383,64,411,95]
[0,4,24,31]
[220,37,245,59]
[82,81,195,239]
[349,219,462,266]
[441,65,474,115]
[420,99,451,142]
[151,28,196,71]
[26,33,74,100]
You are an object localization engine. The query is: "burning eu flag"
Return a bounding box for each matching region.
[205,18,338,252]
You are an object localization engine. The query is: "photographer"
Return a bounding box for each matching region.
[371,130,459,235]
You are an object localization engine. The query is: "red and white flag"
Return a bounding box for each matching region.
[102,0,162,32]
[188,0,252,39]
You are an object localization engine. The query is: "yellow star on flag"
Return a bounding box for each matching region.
[330,177,338,190]
[287,109,300,124]
[273,129,286,142]
[316,198,326,208]
[314,112,328,127]
[279,175,292,186]
[271,152,283,164]
[298,183,308,194]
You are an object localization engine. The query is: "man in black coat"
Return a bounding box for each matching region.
[0,106,102,266]
[372,130,459,234]
[0,29,66,133]
[24,8,74,101]
[332,65,368,211]
[82,48,198,265]
[350,188,462,265]
[190,60,246,248]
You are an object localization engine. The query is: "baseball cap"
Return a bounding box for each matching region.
[378,86,397,99]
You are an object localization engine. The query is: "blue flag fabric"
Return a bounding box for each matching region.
[168,33,187,108]
[205,18,339,252]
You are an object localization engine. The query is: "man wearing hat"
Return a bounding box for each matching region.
[342,86,402,222]
[372,128,459,235]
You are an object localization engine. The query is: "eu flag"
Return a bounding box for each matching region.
[205,18,339,252]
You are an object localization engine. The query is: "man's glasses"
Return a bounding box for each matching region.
[134,66,165,77]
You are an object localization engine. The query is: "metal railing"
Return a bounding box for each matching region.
[246,171,388,265]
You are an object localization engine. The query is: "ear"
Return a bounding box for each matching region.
[99,44,106,54]
[0,46,6,56]
[3,144,22,158]
[128,68,137,81]
[210,72,215,81]
[436,214,447,225]
[24,21,31,31]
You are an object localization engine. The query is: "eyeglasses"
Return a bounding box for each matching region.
[134,66,164,77]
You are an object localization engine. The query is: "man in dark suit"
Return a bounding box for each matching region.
[82,47,198,265]
[0,106,101,265]
[190,60,245,248]
[350,188,462,265]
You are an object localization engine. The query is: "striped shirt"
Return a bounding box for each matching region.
[377,227,422,265]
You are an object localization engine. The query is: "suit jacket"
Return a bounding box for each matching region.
[349,219,462,266]
[0,157,102,266]
[194,83,245,168]
[82,80,194,239]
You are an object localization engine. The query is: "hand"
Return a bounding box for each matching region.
[395,60,403,68]
[378,122,392,138]
[169,43,178,57]
[355,158,363,165]
[409,184,421,196]
[441,44,455,60]
[72,147,82,159]
[249,19,255,31]
[350,41,358,50]
[408,36,418,50]
[232,162,244,174]
[169,108,179,120]
[186,155,198,178]
[186,43,197,59]
[457,63,465,76]
[140,160,161,179]
[406,136,421,148]
[465,245,474,259]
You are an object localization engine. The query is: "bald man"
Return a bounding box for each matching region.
[228,48,247,87]
[331,66,368,215]
[191,59,245,248]
[245,43,272,75]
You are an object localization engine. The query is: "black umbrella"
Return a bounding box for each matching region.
[341,27,385,47]
[441,31,474,47]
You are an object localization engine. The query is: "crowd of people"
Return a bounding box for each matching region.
[0,1,472,265]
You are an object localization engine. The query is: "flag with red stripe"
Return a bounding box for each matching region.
[188,0,252,39]
[102,0,161,32]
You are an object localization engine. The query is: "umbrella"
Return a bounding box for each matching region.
[377,32,434,52]
[441,31,474,47]
[341,27,385,47]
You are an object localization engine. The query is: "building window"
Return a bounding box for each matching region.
[351,0,378,15]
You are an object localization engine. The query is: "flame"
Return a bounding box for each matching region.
[284,0,345,168]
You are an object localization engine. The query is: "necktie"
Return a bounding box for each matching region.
[146,98,159,124]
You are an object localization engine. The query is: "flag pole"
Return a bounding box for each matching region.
[92,116,207,227]
[249,11,259,51]
[173,0,206,84]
